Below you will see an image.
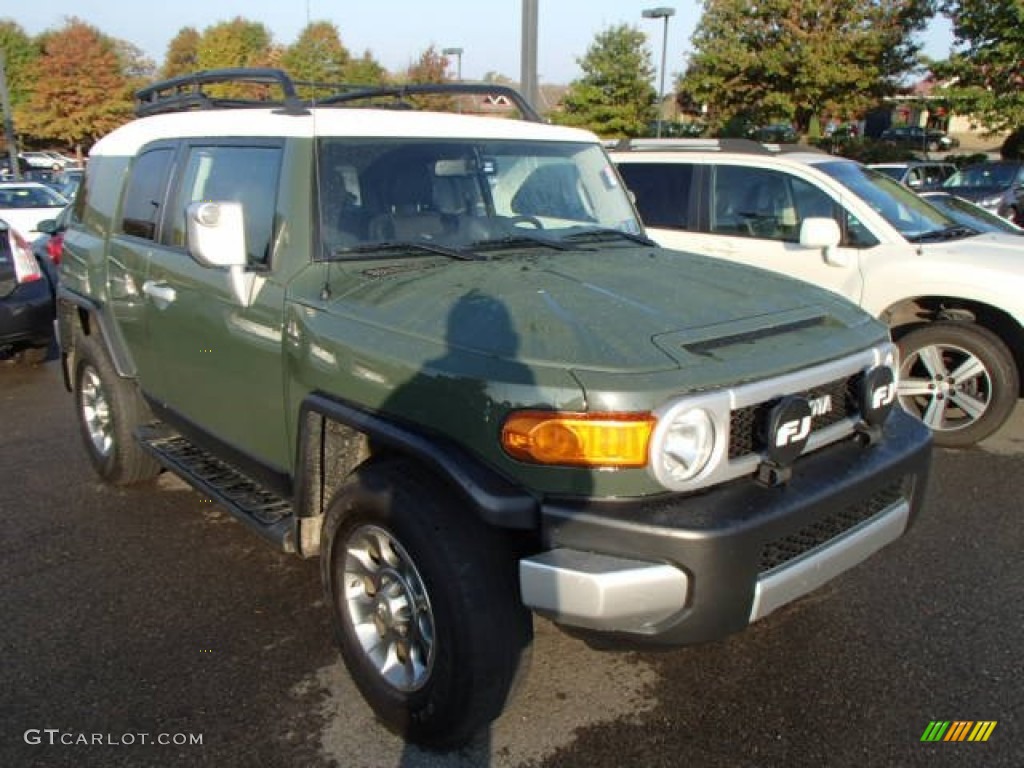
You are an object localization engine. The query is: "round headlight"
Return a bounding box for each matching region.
[652,407,716,487]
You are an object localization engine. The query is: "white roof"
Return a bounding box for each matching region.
[91,108,598,158]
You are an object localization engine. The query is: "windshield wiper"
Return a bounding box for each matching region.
[469,233,573,252]
[333,241,477,260]
[562,227,658,246]
[906,225,977,243]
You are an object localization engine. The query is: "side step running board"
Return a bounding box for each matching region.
[138,427,296,553]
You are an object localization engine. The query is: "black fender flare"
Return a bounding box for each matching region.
[56,285,137,388]
[297,393,539,531]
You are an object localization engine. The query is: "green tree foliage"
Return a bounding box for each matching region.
[0,20,40,108]
[932,0,1024,133]
[554,24,656,138]
[196,17,273,98]
[678,0,934,133]
[15,18,133,151]
[281,21,350,98]
[161,26,200,79]
[344,51,387,86]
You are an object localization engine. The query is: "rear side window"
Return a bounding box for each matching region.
[120,148,175,240]
[168,144,282,264]
[617,162,693,229]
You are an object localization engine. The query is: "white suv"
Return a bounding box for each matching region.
[612,139,1024,447]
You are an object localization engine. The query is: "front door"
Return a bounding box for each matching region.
[142,141,291,471]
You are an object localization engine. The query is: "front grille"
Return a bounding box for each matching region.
[728,373,864,459]
[758,480,905,573]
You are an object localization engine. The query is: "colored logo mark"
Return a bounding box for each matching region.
[921,721,997,742]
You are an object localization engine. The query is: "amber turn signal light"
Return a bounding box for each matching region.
[501,411,655,467]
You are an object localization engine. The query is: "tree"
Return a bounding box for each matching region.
[343,50,387,86]
[14,19,133,151]
[281,21,350,98]
[196,17,273,98]
[932,0,1024,134]
[678,0,934,134]
[113,40,155,86]
[1,21,40,111]
[398,46,452,110]
[553,24,656,138]
[161,27,200,79]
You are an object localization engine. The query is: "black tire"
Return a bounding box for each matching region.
[896,322,1019,448]
[321,458,532,748]
[73,334,161,484]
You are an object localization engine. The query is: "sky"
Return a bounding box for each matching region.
[8,0,954,86]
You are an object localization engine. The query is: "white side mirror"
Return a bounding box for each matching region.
[799,217,847,266]
[185,201,255,306]
[186,202,247,268]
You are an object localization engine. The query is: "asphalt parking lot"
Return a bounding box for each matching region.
[1,361,1020,768]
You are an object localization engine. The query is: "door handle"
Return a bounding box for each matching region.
[142,280,176,305]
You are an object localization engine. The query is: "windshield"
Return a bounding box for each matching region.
[945,163,1019,188]
[817,161,959,240]
[315,138,641,257]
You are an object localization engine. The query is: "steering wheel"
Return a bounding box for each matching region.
[507,215,544,230]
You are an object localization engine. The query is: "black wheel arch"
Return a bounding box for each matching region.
[295,393,539,535]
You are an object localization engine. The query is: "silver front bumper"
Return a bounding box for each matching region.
[519,549,689,634]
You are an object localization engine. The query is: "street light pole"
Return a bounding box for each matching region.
[642,7,675,138]
[442,47,464,81]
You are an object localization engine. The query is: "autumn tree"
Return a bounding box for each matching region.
[678,0,934,133]
[161,26,200,79]
[397,46,452,110]
[281,21,350,98]
[932,0,1024,134]
[554,24,656,138]
[15,18,133,152]
[0,20,39,109]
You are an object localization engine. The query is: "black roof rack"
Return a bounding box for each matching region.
[134,68,542,122]
[317,83,542,122]
[607,137,827,156]
[135,68,307,117]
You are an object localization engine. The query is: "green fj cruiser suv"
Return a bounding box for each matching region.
[57,69,931,748]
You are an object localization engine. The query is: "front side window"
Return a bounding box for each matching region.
[710,165,835,243]
[169,144,282,264]
[315,139,640,257]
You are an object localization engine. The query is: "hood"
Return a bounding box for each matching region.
[324,248,878,378]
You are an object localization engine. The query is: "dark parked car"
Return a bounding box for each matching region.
[880,126,959,152]
[869,161,957,191]
[920,191,1024,235]
[941,161,1024,225]
[1,217,55,365]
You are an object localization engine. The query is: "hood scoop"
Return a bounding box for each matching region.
[654,305,840,368]
[682,315,828,357]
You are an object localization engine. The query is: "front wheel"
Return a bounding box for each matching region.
[896,322,1019,448]
[321,459,532,748]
